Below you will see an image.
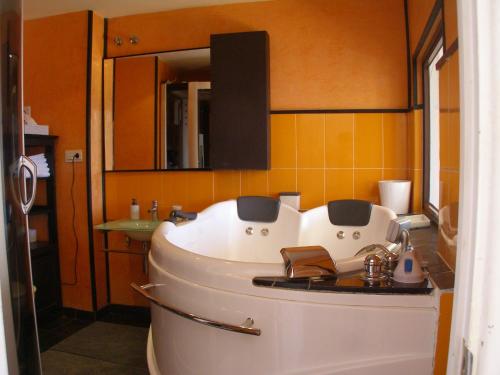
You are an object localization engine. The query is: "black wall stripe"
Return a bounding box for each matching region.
[85,10,98,312]
[154,56,158,170]
[103,18,108,59]
[112,59,116,169]
[106,168,212,173]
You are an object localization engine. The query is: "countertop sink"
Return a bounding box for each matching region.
[94,219,161,242]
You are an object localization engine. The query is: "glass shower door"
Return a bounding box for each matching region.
[0,0,42,373]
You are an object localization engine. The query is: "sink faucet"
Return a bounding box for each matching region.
[148,200,159,222]
[169,205,198,223]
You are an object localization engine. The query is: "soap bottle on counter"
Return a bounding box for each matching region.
[392,244,425,283]
[130,198,140,220]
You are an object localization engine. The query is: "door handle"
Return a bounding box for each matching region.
[17,155,37,214]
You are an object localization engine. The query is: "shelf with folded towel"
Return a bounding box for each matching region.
[30,241,57,257]
[30,205,54,215]
[24,133,62,315]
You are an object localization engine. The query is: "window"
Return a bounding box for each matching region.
[423,39,444,220]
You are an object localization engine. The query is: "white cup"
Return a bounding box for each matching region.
[378,180,412,214]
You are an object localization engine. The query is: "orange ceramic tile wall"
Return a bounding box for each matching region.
[105,112,409,305]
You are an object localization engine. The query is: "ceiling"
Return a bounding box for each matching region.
[23,0,269,20]
[122,48,210,71]
[156,48,210,71]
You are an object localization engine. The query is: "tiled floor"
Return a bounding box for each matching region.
[41,322,149,374]
[37,310,93,353]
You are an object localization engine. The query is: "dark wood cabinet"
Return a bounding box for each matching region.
[25,134,62,317]
[210,31,270,169]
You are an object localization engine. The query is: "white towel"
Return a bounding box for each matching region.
[36,166,50,175]
[29,153,46,161]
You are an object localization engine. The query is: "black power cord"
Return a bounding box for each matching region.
[62,153,79,286]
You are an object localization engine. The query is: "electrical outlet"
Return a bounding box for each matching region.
[65,150,83,163]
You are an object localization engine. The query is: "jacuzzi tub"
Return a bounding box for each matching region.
[142,199,439,375]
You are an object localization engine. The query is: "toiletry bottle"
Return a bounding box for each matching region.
[130,198,140,220]
[392,245,425,283]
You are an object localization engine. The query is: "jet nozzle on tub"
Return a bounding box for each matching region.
[280,246,337,279]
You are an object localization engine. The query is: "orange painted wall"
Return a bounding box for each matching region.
[106,0,408,110]
[443,0,458,49]
[408,0,436,54]
[24,11,93,311]
[113,56,156,170]
[105,112,408,305]
[409,0,442,106]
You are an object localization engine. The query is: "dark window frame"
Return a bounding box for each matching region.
[422,27,444,223]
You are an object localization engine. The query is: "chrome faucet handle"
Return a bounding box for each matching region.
[148,200,158,212]
[355,243,390,257]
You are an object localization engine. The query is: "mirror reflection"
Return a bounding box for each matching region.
[104,48,211,171]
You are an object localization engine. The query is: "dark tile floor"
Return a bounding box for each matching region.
[41,322,149,374]
[37,310,93,352]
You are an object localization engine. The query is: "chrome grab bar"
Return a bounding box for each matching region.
[130,282,261,336]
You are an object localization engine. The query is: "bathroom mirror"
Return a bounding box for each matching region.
[104,48,211,171]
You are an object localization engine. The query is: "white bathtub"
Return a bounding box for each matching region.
[144,200,439,375]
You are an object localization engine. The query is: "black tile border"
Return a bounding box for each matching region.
[253,276,433,295]
[270,108,409,114]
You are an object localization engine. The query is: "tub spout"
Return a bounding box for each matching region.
[280,246,337,279]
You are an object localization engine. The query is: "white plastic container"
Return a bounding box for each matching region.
[279,192,300,210]
[378,180,412,214]
[130,198,140,220]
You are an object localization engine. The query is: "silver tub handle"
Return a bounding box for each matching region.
[131,282,261,336]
